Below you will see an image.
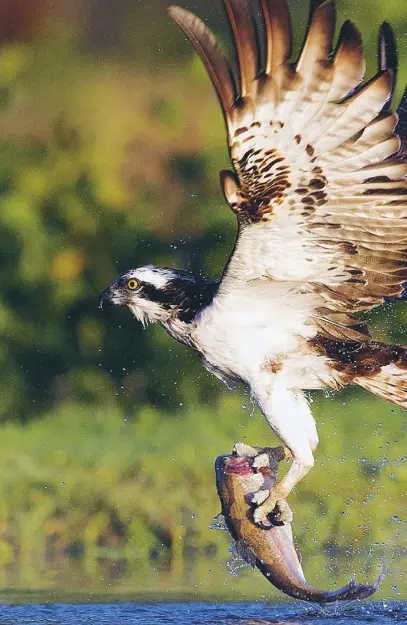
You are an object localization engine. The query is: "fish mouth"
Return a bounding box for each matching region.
[222,455,254,475]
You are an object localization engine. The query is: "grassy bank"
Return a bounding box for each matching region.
[0,391,405,600]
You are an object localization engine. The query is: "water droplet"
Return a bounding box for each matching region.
[210,513,228,532]
[226,542,248,576]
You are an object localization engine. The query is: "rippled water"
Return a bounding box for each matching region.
[0,601,406,625]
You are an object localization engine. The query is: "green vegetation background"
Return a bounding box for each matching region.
[0,0,406,602]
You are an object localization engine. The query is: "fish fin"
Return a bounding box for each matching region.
[235,539,257,568]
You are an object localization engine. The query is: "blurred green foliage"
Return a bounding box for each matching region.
[0,0,406,600]
[0,393,405,599]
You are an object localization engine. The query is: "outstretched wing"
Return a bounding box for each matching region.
[169,0,407,340]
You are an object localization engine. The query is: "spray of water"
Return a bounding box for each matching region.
[209,512,228,532]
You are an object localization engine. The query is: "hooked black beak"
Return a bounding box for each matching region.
[99,286,115,310]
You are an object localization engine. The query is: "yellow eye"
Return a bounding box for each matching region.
[127,279,139,290]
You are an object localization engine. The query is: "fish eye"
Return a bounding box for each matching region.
[127,279,139,290]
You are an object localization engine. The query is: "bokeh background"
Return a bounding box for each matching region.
[0,0,406,603]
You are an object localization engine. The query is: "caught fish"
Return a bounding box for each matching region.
[215,445,383,603]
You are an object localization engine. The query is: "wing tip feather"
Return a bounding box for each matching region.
[338,19,363,48]
[378,21,398,71]
[167,3,237,124]
[378,21,397,112]
[167,4,188,22]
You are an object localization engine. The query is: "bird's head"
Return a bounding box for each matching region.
[100,265,215,327]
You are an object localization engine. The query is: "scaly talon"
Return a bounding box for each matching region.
[282,446,293,460]
[251,489,270,506]
[274,499,293,524]
[252,452,270,469]
[233,442,258,457]
[253,495,293,527]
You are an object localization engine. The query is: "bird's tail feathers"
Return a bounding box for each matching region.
[355,359,407,410]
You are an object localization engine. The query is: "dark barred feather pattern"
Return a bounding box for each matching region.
[312,335,407,409]
[169,0,407,322]
[169,0,407,406]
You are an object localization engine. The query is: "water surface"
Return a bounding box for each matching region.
[0,601,406,625]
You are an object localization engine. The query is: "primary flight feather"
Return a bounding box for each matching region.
[101,0,407,527]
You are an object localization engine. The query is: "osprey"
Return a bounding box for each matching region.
[101,0,407,527]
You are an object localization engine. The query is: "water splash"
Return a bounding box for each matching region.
[226,541,250,577]
[209,512,228,532]
[371,452,407,471]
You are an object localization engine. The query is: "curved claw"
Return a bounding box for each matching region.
[233,442,258,457]
[253,497,293,528]
[252,452,270,469]
[251,489,270,506]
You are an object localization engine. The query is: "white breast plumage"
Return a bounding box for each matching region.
[193,279,318,387]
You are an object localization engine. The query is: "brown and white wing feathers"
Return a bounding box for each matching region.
[169,1,407,335]
[167,6,237,126]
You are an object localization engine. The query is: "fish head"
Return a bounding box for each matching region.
[215,446,382,603]
[215,447,286,528]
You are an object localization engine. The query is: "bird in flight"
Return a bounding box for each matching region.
[101,0,407,527]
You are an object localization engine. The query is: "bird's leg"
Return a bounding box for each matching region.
[253,460,310,526]
[250,381,318,527]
